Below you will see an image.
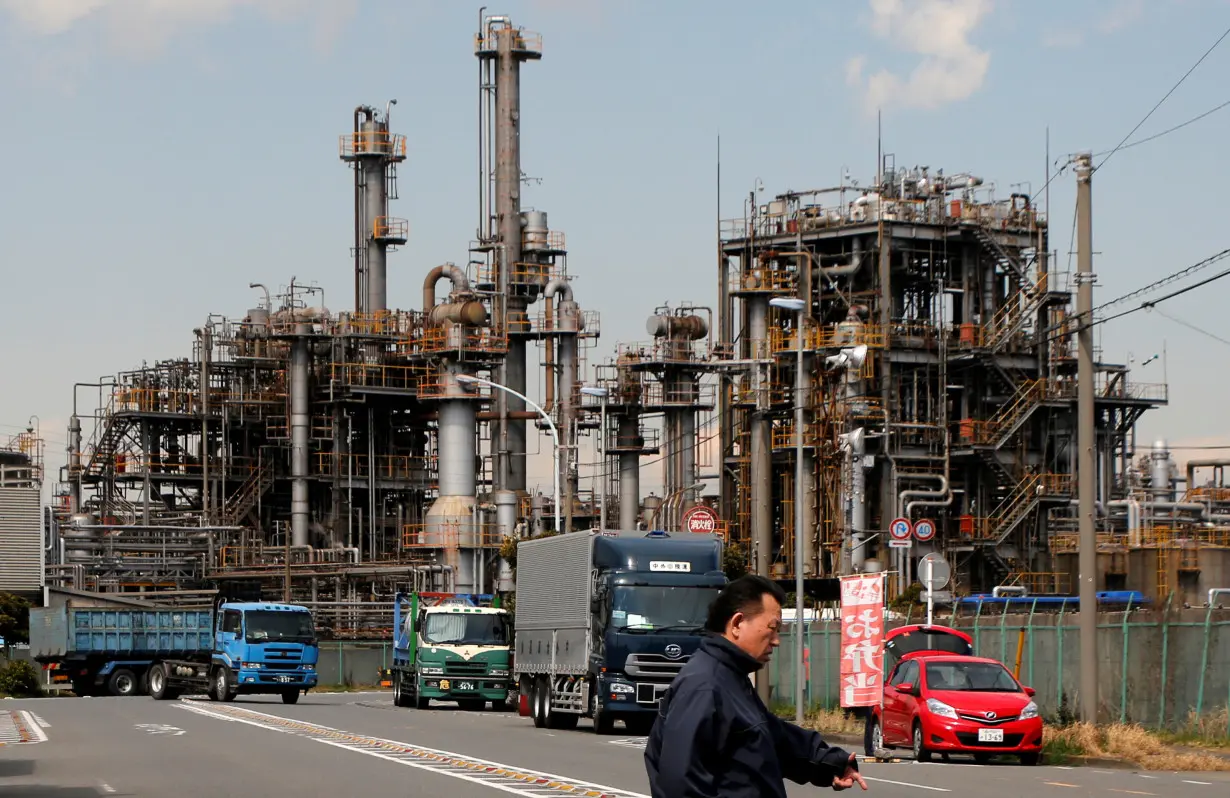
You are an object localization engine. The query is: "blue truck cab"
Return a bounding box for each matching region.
[30,600,320,704]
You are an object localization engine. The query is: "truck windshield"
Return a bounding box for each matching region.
[611,586,720,632]
[245,611,315,642]
[422,613,509,646]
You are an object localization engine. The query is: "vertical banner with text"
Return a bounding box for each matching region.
[839,573,885,707]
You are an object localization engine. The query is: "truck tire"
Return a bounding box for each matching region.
[393,674,413,708]
[148,664,179,701]
[415,695,430,710]
[531,678,547,728]
[281,690,300,705]
[108,668,139,697]
[213,668,237,702]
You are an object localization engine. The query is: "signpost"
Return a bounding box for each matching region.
[888,516,912,549]
[918,552,950,628]
[681,505,719,535]
[913,518,935,543]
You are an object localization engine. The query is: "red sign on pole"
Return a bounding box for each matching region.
[839,573,885,708]
[681,505,719,534]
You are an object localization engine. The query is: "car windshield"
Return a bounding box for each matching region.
[611,586,719,632]
[925,660,1021,692]
[245,610,314,642]
[422,613,509,646]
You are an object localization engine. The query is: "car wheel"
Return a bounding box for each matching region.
[871,718,886,752]
[913,721,932,763]
[1019,752,1040,766]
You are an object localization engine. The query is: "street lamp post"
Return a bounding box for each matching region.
[457,374,562,535]
[580,385,609,531]
[770,295,807,724]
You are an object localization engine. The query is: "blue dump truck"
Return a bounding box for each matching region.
[514,530,727,734]
[30,601,320,703]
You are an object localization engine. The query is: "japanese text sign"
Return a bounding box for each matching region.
[839,573,884,707]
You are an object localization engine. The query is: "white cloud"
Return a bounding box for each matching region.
[845,0,992,114]
[1097,0,1144,34]
[0,0,356,59]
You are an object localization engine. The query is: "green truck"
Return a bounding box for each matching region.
[390,592,513,710]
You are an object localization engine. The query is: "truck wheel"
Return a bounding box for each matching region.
[393,674,412,708]
[415,696,430,710]
[108,669,138,697]
[213,668,237,702]
[148,664,178,701]
[281,690,300,705]
[531,679,547,728]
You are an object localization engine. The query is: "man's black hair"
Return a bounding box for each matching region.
[704,574,787,634]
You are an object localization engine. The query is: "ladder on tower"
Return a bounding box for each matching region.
[84,418,132,479]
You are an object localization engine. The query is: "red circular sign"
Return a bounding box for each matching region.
[682,505,720,534]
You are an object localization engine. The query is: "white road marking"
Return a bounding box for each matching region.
[1137,775,1158,779]
[19,711,48,743]
[100,784,116,794]
[863,776,951,792]
[1183,781,1212,786]
[135,723,186,736]
[30,713,50,727]
[180,701,650,798]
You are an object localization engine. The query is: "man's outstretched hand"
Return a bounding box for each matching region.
[831,753,868,791]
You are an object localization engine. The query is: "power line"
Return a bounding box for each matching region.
[1095,247,1230,312]
[1152,306,1230,347]
[1092,98,1230,157]
[1095,24,1230,172]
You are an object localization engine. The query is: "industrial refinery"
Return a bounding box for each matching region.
[35,12,1230,639]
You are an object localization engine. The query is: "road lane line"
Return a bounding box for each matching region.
[1045,782,1081,787]
[179,700,649,798]
[1183,781,1212,786]
[862,777,950,792]
[1109,790,1155,796]
[18,711,48,743]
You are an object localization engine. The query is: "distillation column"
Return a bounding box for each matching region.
[647,312,707,529]
[547,279,582,531]
[342,104,407,315]
[478,16,541,496]
[424,264,489,593]
[748,297,772,575]
[290,323,311,548]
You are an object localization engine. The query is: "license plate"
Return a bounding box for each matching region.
[978,728,1004,743]
[457,681,474,691]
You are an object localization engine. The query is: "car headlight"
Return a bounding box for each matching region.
[420,667,443,676]
[1020,700,1039,720]
[489,669,509,677]
[925,698,958,719]
[609,683,635,694]
[242,662,262,669]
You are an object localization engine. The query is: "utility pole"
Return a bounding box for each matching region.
[1075,151,1098,724]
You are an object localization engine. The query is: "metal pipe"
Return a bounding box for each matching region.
[1186,459,1230,492]
[1075,151,1098,725]
[547,280,580,533]
[619,417,640,531]
[290,324,311,548]
[422,263,473,311]
[748,296,772,576]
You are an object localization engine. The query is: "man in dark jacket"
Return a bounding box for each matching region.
[644,574,867,797]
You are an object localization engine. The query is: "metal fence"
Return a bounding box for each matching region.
[768,605,1230,732]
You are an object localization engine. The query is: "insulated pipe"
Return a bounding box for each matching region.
[423,263,473,312]
[618,414,641,531]
[748,296,772,575]
[67,415,82,514]
[547,280,581,532]
[1185,459,1230,494]
[290,324,311,548]
[438,402,477,497]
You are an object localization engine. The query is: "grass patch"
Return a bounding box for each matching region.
[771,703,864,737]
[1045,722,1230,771]
[1159,709,1230,751]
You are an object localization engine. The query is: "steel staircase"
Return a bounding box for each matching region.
[977,380,1047,448]
[84,418,132,478]
[974,227,1030,283]
[221,457,275,527]
[982,472,1074,545]
[983,273,1049,352]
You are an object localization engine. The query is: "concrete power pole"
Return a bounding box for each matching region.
[1075,152,1099,724]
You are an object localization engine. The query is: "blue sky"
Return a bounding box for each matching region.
[2,0,1229,499]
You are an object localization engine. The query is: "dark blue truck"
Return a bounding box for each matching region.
[513,530,727,734]
[30,601,320,703]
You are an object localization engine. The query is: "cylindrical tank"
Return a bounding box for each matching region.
[1151,439,1173,501]
[246,307,270,334]
[428,301,488,328]
[646,314,708,341]
[641,494,663,528]
[521,210,549,250]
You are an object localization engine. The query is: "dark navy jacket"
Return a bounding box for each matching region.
[644,635,854,798]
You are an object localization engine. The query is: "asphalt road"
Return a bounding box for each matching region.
[2,692,1228,797]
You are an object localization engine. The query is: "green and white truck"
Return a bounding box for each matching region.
[389,592,513,710]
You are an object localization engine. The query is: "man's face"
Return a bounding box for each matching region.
[726,593,782,664]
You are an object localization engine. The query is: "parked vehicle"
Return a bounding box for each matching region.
[514,529,727,734]
[389,592,513,710]
[30,601,319,703]
[883,624,974,671]
[872,653,1043,765]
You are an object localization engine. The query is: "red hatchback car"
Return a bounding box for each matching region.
[872,653,1043,765]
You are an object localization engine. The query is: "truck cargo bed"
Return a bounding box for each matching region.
[30,607,214,661]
